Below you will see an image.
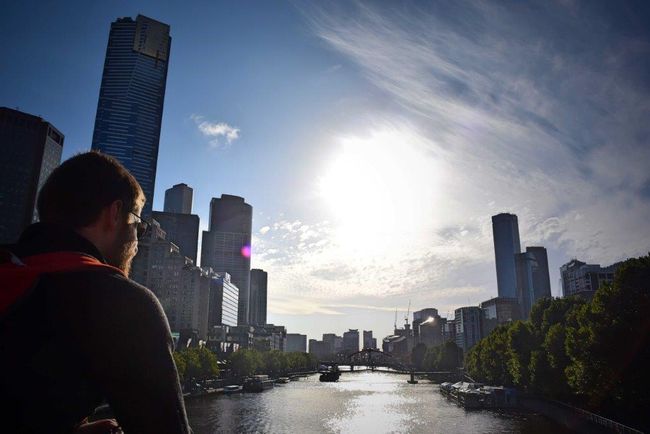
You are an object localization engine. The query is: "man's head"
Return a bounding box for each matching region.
[37,151,146,275]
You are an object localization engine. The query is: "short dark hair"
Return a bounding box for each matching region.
[37,151,145,228]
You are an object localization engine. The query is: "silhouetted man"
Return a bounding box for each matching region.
[0,152,192,433]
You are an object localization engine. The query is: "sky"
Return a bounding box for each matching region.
[2,0,650,342]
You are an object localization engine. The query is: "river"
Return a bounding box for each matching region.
[185,371,573,433]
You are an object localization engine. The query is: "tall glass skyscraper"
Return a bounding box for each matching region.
[201,195,253,325]
[492,213,521,298]
[91,15,171,216]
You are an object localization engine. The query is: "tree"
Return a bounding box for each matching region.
[229,349,262,378]
[507,321,535,388]
[565,255,650,429]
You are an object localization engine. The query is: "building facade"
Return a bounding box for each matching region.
[363,330,375,349]
[201,195,252,325]
[480,297,521,336]
[164,183,193,214]
[249,269,268,326]
[454,307,483,354]
[0,107,63,243]
[151,211,199,263]
[91,15,171,216]
[515,246,552,318]
[492,213,522,298]
[285,334,307,353]
[343,329,360,354]
[560,259,621,299]
[207,272,239,328]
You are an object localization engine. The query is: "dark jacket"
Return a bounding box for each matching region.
[0,223,192,433]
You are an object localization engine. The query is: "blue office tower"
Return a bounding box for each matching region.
[91,15,171,216]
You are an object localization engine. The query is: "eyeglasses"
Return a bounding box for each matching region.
[129,211,150,239]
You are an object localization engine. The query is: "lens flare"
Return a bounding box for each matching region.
[240,245,251,258]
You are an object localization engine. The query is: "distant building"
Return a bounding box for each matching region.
[343,329,360,354]
[454,307,482,354]
[419,317,445,348]
[515,246,552,318]
[492,213,521,298]
[207,272,239,328]
[309,339,330,360]
[412,308,439,339]
[443,319,456,343]
[164,183,193,214]
[201,195,252,325]
[363,330,375,349]
[382,335,409,358]
[206,325,238,354]
[229,325,254,350]
[480,297,521,336]
[91,15,171,216]
[249,269,268,326]
[131,220,211,339]
[560,259,621,299]
[322,333,341,355]
[285,334,307,352]
[0,107,63,243]
[151,211,199,263]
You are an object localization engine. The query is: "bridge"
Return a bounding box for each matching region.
[318,348,460,383]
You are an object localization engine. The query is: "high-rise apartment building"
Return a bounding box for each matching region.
[151,211,199,263]
[492,213,522,298]
[363,330,375,349]
[343,329,360,354]
[454,307,483,354]
[91,15,171,216]
[560,259,621,299]
[201,195,252,325]
[164,183,193,214]
[249,269,268,326]
[207,272,239,328]
[412,308,439,338]
[515,247,552,317]
[0,108,63,243]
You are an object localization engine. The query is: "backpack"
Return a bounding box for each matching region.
[0,250,124,316]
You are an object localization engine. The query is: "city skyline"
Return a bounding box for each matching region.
[2,1,649,341]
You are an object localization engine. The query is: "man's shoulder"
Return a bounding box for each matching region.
[45,268,162,313]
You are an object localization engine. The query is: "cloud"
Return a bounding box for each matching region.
[259,225,271,235]
[190,114,240,148]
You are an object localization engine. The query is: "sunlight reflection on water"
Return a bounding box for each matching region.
[185,371,571,434]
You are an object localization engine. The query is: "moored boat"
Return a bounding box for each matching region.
[243,375,275,392]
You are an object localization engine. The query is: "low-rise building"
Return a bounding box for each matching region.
[560,259,621,300]
[480,297,521,336]
[454,307,482,354]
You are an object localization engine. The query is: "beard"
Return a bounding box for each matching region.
[106,225,138,277]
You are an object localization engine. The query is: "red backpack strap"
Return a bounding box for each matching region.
[0,251,125,315]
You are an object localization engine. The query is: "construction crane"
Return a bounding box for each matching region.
[404,300,411,327]
[393,308,398,332]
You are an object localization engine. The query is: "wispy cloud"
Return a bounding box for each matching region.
[190,114,240,148]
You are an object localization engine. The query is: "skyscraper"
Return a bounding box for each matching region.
[249,269,268,326]
[492,213,521,298]
[201,195,252,324]
[515,247,552,318]
[0,107,63,243]
[164,183,193,214]
[91,15,171,216]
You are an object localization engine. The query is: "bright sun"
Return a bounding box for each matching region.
[318,127,439,256]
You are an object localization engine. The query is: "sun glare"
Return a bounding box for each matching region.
[318,128,439,256]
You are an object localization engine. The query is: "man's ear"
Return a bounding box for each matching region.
[105,200,123,231]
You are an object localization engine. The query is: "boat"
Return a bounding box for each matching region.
[319,370,341,382]
[243,375,275,392]
[223,385,243,394]
[276,377,290,384]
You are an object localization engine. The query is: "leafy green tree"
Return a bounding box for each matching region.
[173,352,187,381]
[229,349,262,378]
[438,341,462,371]
[507,321,535,388]
[566,255,650,428]
[423,345,440,371]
